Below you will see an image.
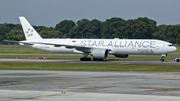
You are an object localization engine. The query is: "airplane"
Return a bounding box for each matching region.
[5,17,177,62]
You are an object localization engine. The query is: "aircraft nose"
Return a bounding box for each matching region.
[173,47,177,52]
[168,46,177,53]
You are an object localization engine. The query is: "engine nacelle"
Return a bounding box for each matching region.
[91,49,109,59]
[114,54,129,58]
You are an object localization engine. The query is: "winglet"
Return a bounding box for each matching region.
[19,17,42,41]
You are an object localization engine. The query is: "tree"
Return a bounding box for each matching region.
[55,20,75,37]
[158,24,167,34]
[0,24,10,41]
[1,16,180,45]
[39,30,63,38]
[4,23,16,30]
[39,30,49,38]
[36,26,52,32]
[48,30,63,38]
[102,17,126,38]
[165,25,180,44]
[152,24,167,40]
[68,26,80,38]
[152,31,164,40]
[76,19,90,38]
[130,17,157,39]
[81,19,102,38]
[67,18,90,38]
[4,30,22,41]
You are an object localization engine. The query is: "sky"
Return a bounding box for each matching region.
[0,0,180,27]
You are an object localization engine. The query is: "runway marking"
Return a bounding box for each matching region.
[153,86,180,91]
[7,93,63,101]
[7,98,32,101]
[162,76,180,78]
[7,82,125,100]
[5,75,146,101]
[62,82,118,94]
[62,75,144,94]
[38,95,51,97]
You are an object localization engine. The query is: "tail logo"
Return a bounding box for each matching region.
[26,28,33,37]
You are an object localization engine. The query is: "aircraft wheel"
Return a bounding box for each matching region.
[93,58,103,61]
[160,59,164,62]
[80,58,83,61]
[87,58,91,61]
[80,58,91,61]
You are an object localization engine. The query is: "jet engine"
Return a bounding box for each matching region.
[91,49,109,59]
[114,54,129,58]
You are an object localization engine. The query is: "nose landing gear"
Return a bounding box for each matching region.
[160,54,167,62]
[160,58,164,62]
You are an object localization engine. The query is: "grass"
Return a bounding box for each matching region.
[168,50,180,55]
[0,48,179,56]
[0,45,27,48]
[0,63,180,72]
[0,49,51,54]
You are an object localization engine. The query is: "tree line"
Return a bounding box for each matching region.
[0,17,180,45]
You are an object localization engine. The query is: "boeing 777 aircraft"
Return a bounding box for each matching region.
[5,17,177,61]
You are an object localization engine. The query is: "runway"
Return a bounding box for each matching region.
[0,53,180,57]
[0,58,180,65]
[0,70,180,101]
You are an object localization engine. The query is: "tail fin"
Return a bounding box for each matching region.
[19,17,42,41]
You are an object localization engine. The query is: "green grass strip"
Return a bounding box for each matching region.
[0,49,51,54]
[0,45,27,48]
[168,50,180,55]
[0,63,179,72]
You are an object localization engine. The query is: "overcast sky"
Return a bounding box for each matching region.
[0,0,180,27]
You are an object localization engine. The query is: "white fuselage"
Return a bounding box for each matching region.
[20,38,177,55]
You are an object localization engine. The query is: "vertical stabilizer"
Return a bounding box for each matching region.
[19,17,42,41]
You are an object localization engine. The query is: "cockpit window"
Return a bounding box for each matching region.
[168,44,174,47]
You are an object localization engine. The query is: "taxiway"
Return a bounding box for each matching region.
[0,58,180,65]
[0,70,180,101]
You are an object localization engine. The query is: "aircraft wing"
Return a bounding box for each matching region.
[4,40,21,43]
[4,40,34,45]
[31,41,113,53]
[4,40,113,53]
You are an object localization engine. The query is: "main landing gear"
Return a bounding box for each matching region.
[80,58,91,61]
[160,54,167,62]
[80,52,91,61]
[93,58,103,61]
[79,52,104,61]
